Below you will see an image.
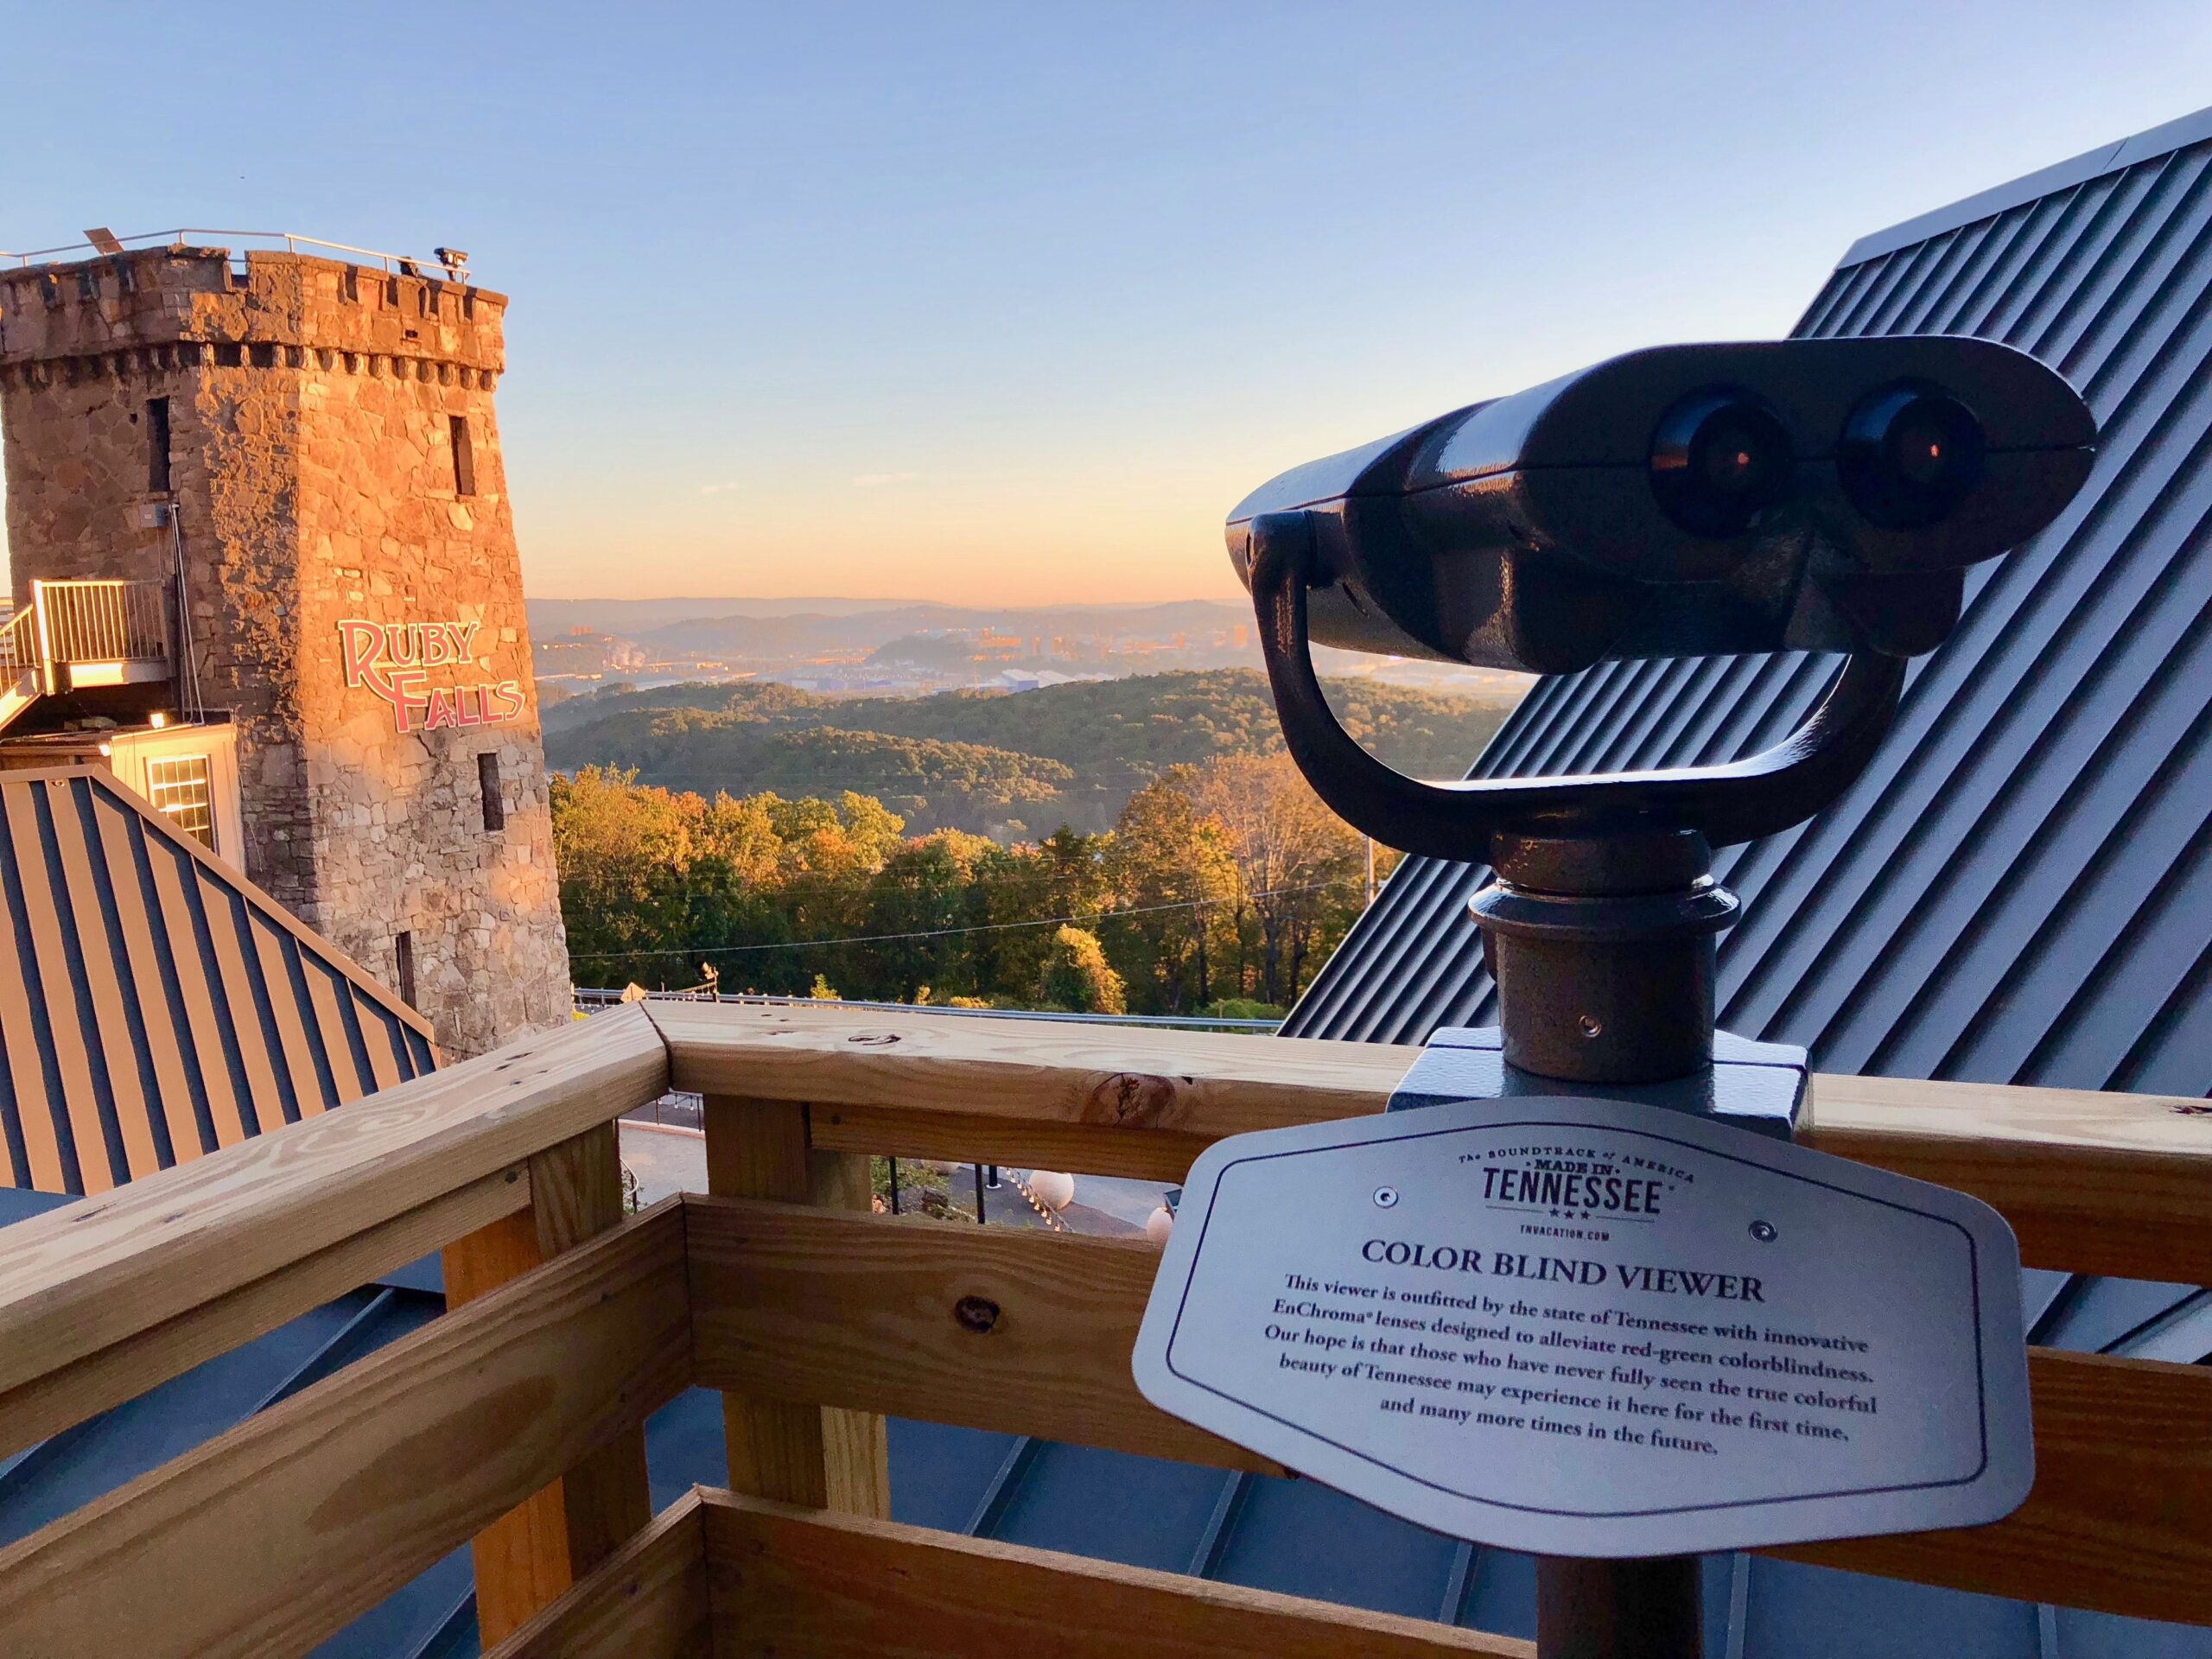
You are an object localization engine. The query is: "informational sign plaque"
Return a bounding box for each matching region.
[1132,1097,2032,1557]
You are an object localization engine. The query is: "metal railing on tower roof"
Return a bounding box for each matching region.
[0,230,469,280]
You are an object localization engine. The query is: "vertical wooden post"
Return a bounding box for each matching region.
[702,1095,892,1516]
[442,1121,654,1646]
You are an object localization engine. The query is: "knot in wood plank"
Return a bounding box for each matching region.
[952,1295,1001,1334]
[1080,1072,1181,1128]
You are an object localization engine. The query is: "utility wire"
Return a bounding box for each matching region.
[567,876,1363,963]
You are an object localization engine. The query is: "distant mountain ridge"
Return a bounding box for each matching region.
[544,669,1521,837]
[528,597,943,631]
[528,596,1249,658]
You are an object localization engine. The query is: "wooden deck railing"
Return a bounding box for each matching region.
[0,606,35,676]
[31,577,170,666]
[0,1001,2203,1658]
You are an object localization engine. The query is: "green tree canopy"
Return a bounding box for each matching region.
[1039,925,1126,1015]
[1100,769,1241,1014]
[551,758,1386,1014]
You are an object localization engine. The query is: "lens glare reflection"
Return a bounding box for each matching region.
[1649,390,1795,537]
[1840,385,1985,527]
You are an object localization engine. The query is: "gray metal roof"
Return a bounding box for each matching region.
[1265,102,2212,1658]
[1286,108,2212,1109]
[1838,105,2212,268]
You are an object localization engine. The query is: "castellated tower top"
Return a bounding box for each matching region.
[0,242,505,380]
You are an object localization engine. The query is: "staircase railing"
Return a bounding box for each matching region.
[0,607,34,676]
[30,579,171,665]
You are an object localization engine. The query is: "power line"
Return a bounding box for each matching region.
[554,763,1255,785]
[566,877,1364,963]
[560,849,1119,902]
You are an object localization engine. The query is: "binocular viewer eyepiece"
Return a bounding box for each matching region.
[1227,336,2093,676]
[1227,336,2096,861]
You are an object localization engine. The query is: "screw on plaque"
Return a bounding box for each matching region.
[1374,1185,1399,1208]
[1749,1220,1777,1242]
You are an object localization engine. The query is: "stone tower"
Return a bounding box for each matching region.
[0,241,569,1057]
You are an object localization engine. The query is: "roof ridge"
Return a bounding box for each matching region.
[1836,103,2212,270]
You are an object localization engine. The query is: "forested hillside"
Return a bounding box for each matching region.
[706,729,1071,835]
[555,755,1396,1015]
[545,670,1517,836]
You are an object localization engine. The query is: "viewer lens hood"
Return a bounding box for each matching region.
[1225,335,2094,675]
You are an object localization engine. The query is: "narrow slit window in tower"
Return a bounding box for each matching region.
[478,751,505,831]
[450,416,475,497]
[147,397,172,493]
[395,931,417,1008]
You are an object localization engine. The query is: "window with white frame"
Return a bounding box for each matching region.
[146,754,216,852]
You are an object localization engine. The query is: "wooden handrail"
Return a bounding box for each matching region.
[0,607,35,673]
[646,1001,2212,1284]
[4,998,2194,1400]
[480,1497,711,1659]
[651,998,1413,1131]
[702,1488,1535,1658]
[0,998,2202,1650]
[0,1004,667,1452]
[20,578,172,665]
[0,1199,690,1659]
[0,1168,524,1460]
[489,1487,1536,1659]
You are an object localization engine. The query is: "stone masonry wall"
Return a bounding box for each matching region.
[0,246,569,1056]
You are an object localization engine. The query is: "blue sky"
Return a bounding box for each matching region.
[4,3,2209,603]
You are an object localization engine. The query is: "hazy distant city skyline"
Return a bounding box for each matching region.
[5,3,2209,604]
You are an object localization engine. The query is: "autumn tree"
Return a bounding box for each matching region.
[550,766,705,988]
[548,760,1383,1016]
[969,826,1112,1002]
[849,830,995,1002]
[1038,925,1126,1014]
[1192,753,1368,1004]
[731,791,905,989]
[679,790,790,977]
[1100,770,1240,1014]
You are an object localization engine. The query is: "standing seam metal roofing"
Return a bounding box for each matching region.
[1283,115,2212,1109]
[0,766,435,1194]
[1268,106,2212,1656]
